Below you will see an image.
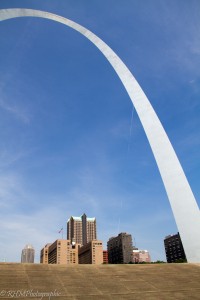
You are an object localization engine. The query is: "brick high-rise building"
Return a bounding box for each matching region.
[67,213,96,246]
[107,232,133,264]
[164,232,187,263]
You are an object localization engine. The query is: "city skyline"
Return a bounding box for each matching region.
[0,0,199,262]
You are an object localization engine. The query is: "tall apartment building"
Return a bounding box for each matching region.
[67,213,96,246]
[164,232,187,263]
[78,240,103,264]
[107,232,133,264]
[40,239,79,265]
[21,244,35,263]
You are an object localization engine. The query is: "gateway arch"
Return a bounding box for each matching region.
[0,8,199,262]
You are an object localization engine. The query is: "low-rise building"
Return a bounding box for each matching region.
[103,250,108,264]
[132,249,151,263]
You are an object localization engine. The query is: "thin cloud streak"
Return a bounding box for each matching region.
[0,96,30,123]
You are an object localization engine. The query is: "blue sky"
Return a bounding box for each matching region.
[0,0,199,262]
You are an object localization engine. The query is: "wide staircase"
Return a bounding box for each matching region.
[0,263,200,299]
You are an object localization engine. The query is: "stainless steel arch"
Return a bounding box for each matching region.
[0,8,199,262]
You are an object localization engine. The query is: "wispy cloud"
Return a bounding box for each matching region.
[0,148,31,170]
[0,95,30,123]
[0,173,23,208]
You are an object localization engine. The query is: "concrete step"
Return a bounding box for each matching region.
[0,263,200,299]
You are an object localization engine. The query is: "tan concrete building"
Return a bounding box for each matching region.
[67,213,97,246]
[40,240,79,265]
[78,240,103,264]
[40,243,51,264]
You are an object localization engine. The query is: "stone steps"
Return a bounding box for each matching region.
[0,263,200,299]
